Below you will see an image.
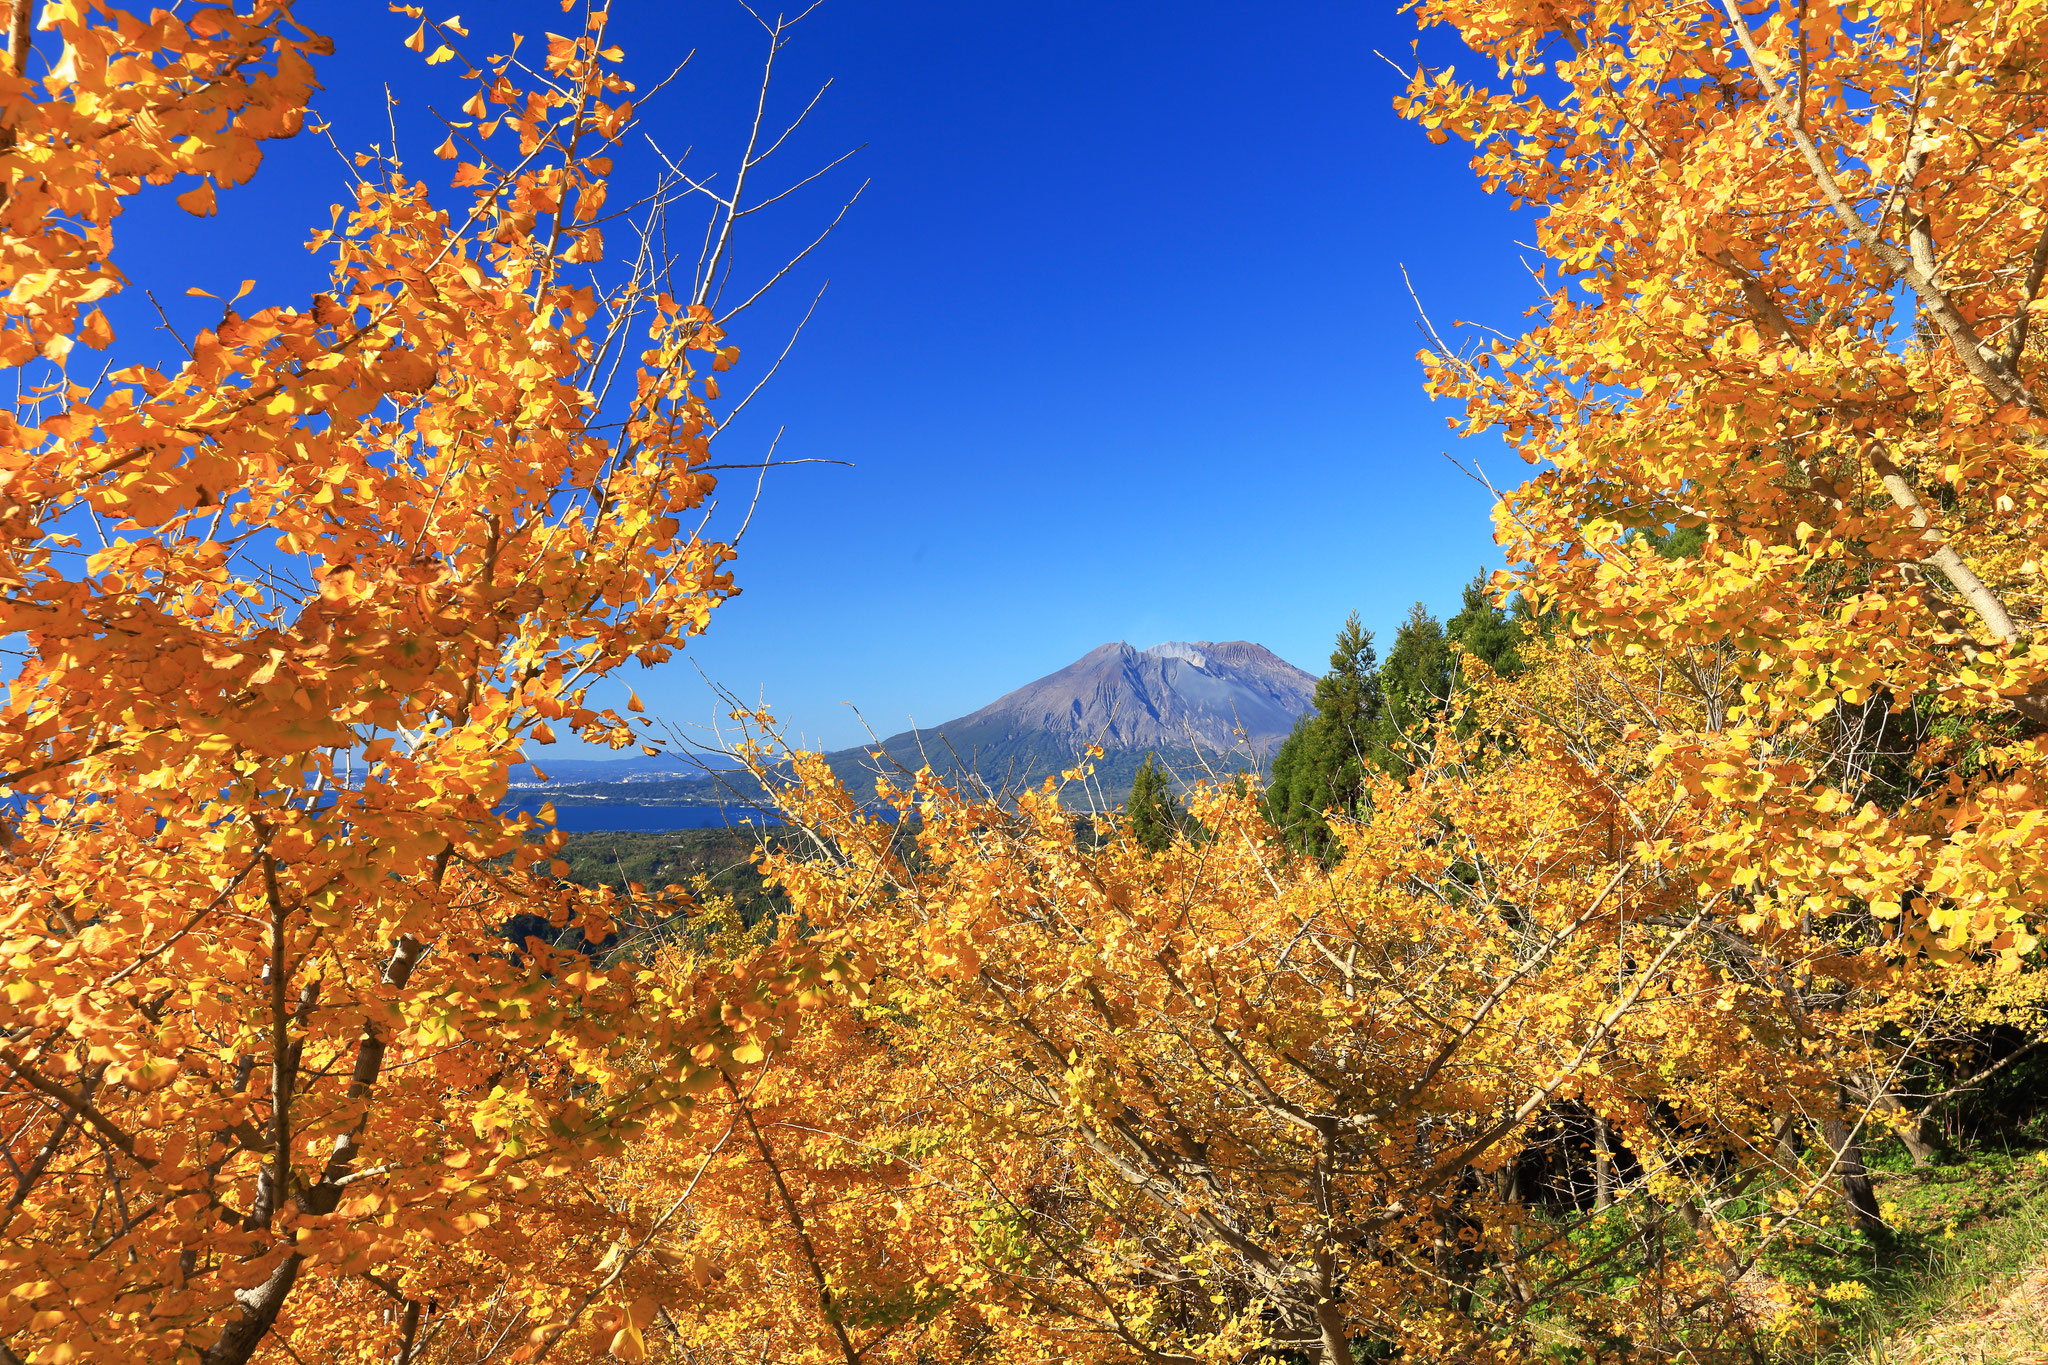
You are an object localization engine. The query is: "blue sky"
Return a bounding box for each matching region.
[113,1,1539,756]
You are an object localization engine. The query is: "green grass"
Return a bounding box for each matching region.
[1779,1121,2048,1362]
[1497,1117,2048,1364]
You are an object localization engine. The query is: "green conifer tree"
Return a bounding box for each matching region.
[1371,578,1529,777]
[1127,752,1183,853]
[1266,578,1528,855]
[1371,602,1453,777]
[1445,572,1525,676]
[1265,614,1381,858]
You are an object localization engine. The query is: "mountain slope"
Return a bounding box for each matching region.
[520,640,1319,811]
[930,641,1316,755]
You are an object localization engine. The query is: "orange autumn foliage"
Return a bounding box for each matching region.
[0,7,855,1364]
[729,653,1928,1363]
[3,1,2044,1363]
[1398,0,2048,967]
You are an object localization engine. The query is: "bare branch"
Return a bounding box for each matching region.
[717,181,866,326]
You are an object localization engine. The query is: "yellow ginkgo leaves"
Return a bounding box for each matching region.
[0,6,852,1365]
[1400,0,2048,971]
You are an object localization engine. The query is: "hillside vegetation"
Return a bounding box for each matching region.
[550,828,788,935]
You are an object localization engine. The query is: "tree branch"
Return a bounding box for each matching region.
[1710,220,2035,667]
[2003,218,2048,368]
[0,1052,153,1171]
[1918,1033,2048,1109]
[725,1071,862,1365]
[1716,0,2043,416]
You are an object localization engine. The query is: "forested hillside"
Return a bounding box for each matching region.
[4,3,2048,1364]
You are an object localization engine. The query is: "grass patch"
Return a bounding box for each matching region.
[1780,1122,2048,1362]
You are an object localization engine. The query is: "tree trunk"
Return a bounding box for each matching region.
[1823,1114,1890,1244]
[200,936,426,1365]
[1872,1090,1940,1167]
[1593,1117,1613,1209]
[1496,1150,1522,1205]
[1313,1296,1351,1365]
[1770,1112,1800,1166]
[199,1254,304,1365]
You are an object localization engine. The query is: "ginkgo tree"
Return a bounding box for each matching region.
[0,4,861,1363]
[1397,0,2048,969]
[734,641,1919,1364]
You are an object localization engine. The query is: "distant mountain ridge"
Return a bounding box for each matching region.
[514,640,1319,813]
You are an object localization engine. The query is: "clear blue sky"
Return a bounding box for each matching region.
[112,2,1538,756]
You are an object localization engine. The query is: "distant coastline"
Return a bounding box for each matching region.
[500,799,779,832]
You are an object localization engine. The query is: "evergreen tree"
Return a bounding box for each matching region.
[1267,578,1529,855]
[1635,522,1709,560]
[1265,614,1381,857]
[1445,572,1525,676]
[1127,752,1183,853]
[1372,578,1529,777]
[1372,602,1453,777]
